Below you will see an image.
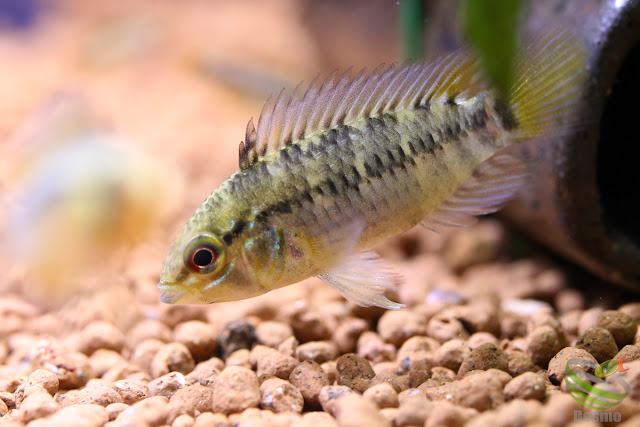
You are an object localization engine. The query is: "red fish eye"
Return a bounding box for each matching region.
[188,246,216,272]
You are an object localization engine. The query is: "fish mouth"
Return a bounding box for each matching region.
[157,281,186,304]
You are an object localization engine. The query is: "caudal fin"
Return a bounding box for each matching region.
[509,28,588,140]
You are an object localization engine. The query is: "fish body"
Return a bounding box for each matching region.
[158,31,586,308]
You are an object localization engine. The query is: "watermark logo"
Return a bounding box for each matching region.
[565,357,630,411]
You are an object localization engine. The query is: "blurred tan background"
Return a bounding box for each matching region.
[0,0,407,304]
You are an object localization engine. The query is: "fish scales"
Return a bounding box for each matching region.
[158,29,587,307]
[212,97,497,248]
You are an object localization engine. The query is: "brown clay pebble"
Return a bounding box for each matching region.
[363,382,399,409]
[250,345,298,379]
[116,395,170,426]
[396,336,439,369]
[336,353,376,393]
[506,350,536,377]
[332,317,369,354]
[259,377,304,413]
[296,411,339,427]
[426,312,469,343]
[212,366,260,415]
[151,343,196,378]
[129,338,166,371]
[616,345,640,364]
[278,335,299,357]
[111,378,149,404]
[88,349,126,377]
[425,400,478,427]
[72,384,123,406]
[289,361,330,406]
[525,325,564,367]
[287,307,332,342]
[503,371,546,401]
[357,331,396,363]
[547,347,598,385]
[106,402,129,421]
[431,366,456,382]
[217,319,257,359]
[173,321,217,362]
[0,391,15,409]
[575,327,619,363]
[148,372,186,398]
[541,393,582,427]
[433,338,470,373]
[77,322,125,356]
[168,384,214,420]
[127,320,173,347]
[321,360,338,384]
[377,310,428,347]
[457,343,508,378]
[332,393,391,427]
[19,387,59,423]
[454,370,505,411]
[456,301,500,336]
[467,332,499,349]
[31,403,108,427]
[30,342,92,389]
[195,412,229,427]
[408,359,431,388]
[578,307,604,336]
[597,310,638,348]
[185,358,223,387]
[255,321,294,348]
[318,385,355,416]
[395,395,432,427]
[226,348,251,368]
[14,370,59,407]
[623,360,640,400]
[295,341,338,364]
[173,414,195,427]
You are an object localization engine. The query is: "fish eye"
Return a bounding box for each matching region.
[184,234,224,274]
[190,247,215,268]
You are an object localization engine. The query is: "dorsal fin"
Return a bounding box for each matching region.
[239,118,257,170]
[239,51,484,169]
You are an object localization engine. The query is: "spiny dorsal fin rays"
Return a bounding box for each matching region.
[329,68,368,129]
[265,89,288,154]
[277,82,306,149]
[344,63,386,124]
[381,60,421,113]
[396,59,427,110]
[291,76,322,144]
[256,96,275,157]
[243,51,484,168]
[239,118,258,170]
[317,68,353,133]
[304,71,339,139]
[354,63,399,120]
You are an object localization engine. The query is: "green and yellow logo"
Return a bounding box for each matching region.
[565,357,630,410]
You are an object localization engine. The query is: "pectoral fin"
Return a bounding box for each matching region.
[318,251,404,310]
[422,151,528,233]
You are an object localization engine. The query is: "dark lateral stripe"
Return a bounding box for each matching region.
[236,103,492,229]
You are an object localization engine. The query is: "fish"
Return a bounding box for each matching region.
[157,29,586,308]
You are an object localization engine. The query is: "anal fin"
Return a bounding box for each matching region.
[318,251,404,310]
[422,150,528,233]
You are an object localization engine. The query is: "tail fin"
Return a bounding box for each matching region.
[509,29,588,140]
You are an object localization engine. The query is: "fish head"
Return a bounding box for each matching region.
[157,213,289,304]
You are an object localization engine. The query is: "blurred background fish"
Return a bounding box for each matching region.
[0,93,182,305]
